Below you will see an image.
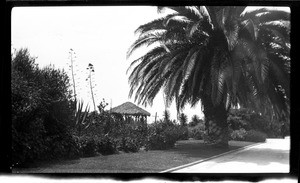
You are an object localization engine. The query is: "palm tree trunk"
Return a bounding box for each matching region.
[202,95,229,148]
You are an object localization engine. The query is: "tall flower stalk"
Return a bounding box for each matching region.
[87,63,96,112]
[69,48,77,102]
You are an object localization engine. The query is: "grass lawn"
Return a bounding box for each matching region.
[13,140,255,173]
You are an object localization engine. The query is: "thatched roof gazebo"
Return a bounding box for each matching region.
[110,102,150,123]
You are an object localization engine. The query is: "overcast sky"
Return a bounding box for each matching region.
[11,6,205,122]
[11,6,290,123]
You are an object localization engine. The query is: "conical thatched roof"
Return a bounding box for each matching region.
[110,102,150,116]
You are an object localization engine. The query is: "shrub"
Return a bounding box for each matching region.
[96,135,117,155]
[203,131,220,144]
[12,118,48,166]
[63,134,81,159]
[77,136,98,157]
[244,130,267,142]
[188,122,205,140]
[120,137,140,153]
[230,128,247,141]
[11,49,76,166]
[82,109,148,154]
[146,120,179,150]
[178,126,189,140]
[118,122,147,152]
[228,108,284,138]
[189,115,203,127]
[189,128,204,140]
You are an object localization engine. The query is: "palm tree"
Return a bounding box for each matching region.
[179,113,188,126]
[163,109,171,123]
[127,6,290,147]
[190,114,201,127]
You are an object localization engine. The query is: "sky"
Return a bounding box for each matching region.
[11,6,204,123]
[11,6,290,123]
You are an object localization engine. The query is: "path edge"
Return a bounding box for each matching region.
[160,141,263,173]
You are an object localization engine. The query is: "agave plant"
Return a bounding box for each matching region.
[74,100,90,136]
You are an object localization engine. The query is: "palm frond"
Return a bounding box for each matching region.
[134,14,175,35]
[256,10,290,23]
[164,15,193,26]
[261,20,290,38]
[241,19,258,40]
[127,31,165,59]
[127,5,290,118]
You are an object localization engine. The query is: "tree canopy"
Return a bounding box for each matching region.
[127,6,290,121]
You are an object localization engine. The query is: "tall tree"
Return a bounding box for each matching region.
[179,113,188,126]
[163,109,171,123]
[190,114,201,127]
[127,6,290,147]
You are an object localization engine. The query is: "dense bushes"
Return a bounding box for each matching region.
[97,135,118,155]
[75,107,149,156]
[227,108,276,142]
[146,120,186,150]
[12,49,275,168]
[244,130,267,142]
[76,136,98,157]
[187,108,274,142]
[189,115,203,127]
[228,108,285,138]
[229,128,267,142]
[79,110,187,152]
[230,128,247,141]
[11,49,77,167]
[188,121,205,140]
[88,113,188,152]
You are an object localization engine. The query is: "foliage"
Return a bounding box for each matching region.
[162,109,171,123]
[230,129,267,142]
[97,135,118,155]
[230,128,247,141]
[179,113,188,126]
[120,136,140,153]
[74,100,90,136]
[48,133,80,159]
[228,108,284,138]
[12,118,48,166]
[244,130,267,142]
[189,115,203,127]
[127,6,290,145]
[97,98,109,113]
[146,120,180,150]
[77,136,98,157]
[12,48,77,166]
[188,122,206,140]
[117,121,147,152]
[79,100,148,154]
[178,126,189,140]
[127,6,290,117]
